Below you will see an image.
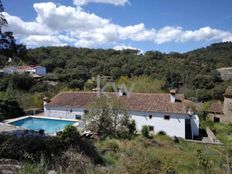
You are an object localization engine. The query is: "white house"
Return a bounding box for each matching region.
[2,65,47,76]
[44,91,199,139]
[17,66,47,76]
[2,66,18,74]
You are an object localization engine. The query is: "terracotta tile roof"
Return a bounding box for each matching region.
[47,92,188,114]
[18,66,34,70]
[208,102,223,114]
[224,86,232,98]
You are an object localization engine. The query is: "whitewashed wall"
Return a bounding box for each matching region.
[45,106,84,120]
[45,106,199,139]
[129,111,189,138]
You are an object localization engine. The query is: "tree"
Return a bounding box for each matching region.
[0,94,24,120]
[7,74,34,91]
[85,96,129,138]
[0,0,16,50]
[128,120,137,135]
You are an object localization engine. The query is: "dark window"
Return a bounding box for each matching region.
[70,109,73,113]
[214,117,220,123]
[75,115,81,120]
[164,115,170,120]
[148,126,154,131]
[149,115,152,119]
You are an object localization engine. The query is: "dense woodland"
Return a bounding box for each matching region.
[0,42,232,112]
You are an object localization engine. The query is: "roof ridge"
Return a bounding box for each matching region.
[58,91,184,95]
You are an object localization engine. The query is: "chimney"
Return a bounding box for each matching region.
[187,108,194,115]
[170,89,176,103]
[43,97,50,112]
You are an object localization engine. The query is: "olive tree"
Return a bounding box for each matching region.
[85,96,130,138]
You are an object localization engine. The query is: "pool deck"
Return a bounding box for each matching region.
[0,122,26,135]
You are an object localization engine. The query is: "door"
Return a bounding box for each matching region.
[185,119,192,139]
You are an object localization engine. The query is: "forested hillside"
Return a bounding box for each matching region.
[0,42,232,112]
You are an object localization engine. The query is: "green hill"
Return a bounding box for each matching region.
[1,42,232,102]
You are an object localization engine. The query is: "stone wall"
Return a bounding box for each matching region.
[223,97,232,120]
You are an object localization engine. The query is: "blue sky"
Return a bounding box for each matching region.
[2,0,232,53]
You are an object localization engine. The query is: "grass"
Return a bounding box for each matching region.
[94,130,232,174]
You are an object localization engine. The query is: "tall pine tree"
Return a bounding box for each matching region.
[0,0,15,49]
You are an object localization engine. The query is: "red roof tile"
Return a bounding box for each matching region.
[208,102,223,114]
[47,92,188,114]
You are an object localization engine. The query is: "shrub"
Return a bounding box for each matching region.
[58,125,80,147]
[19,162,46,174]
[173,136,179,143]
[101,139,119,151]
[142,126,149,138]
[158,131,166,136]
[0,126,104,165]
[128,120,136,135]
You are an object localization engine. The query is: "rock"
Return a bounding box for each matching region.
[0,159,21,174]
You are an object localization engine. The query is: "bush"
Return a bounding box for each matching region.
[142,126,149,138]
[101,139,119,150]
[128,120,136,135]
[58,125,80,147]
[0,126,104,165]
[19,162,46,174]
[0,94,24,120]
[158,131,166,136]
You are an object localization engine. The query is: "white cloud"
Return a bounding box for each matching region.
[2,2,232,49]
[153,26,183,44]
[119,23,155,41]
[113,44,143,53]
[179,27,232,43]
[22,35,67,47]
[73,0,129,6]
[34,2,109,32]
[3,12,52,38]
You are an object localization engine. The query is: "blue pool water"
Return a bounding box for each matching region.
[10,117,77,134]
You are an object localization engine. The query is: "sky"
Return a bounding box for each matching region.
[1,0,232,53]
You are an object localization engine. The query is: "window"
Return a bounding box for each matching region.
[149,115,152,119]
[75,115,81,120]
[70,109,73,113]
[148,126,154,131]
[214,117,220,123]
[164,115,170,120]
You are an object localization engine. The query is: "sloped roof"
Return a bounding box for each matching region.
[208,102,223,114]
[46,92,188,114]
[18,66,35,70]
[224,86,232,98]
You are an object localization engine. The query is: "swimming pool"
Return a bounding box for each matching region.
[9,117,77,134]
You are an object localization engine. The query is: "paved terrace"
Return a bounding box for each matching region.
[0,123,25,135]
